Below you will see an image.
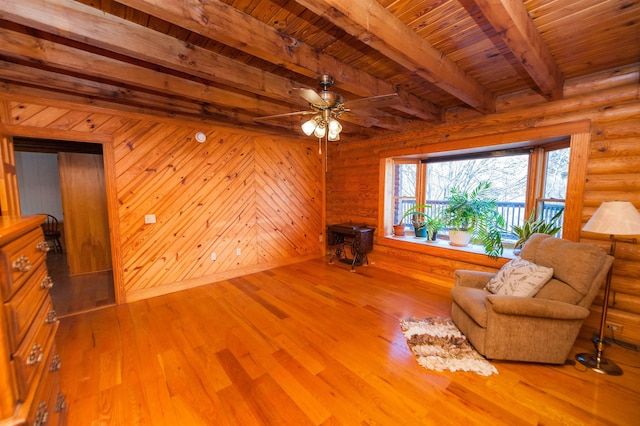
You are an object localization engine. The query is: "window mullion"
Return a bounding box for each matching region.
[526,147,545,218]
[416,161,426,204]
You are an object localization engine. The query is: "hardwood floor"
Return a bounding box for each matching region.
[56,257,640,425]
[47,251,116,317]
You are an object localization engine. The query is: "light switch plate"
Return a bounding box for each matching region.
[144,214,156,224]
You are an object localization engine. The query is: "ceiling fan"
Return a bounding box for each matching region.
[254,74,399,142]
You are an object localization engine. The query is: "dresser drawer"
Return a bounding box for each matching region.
[26,362,65,426]
[1,227,49,300]
[12,298,58,399]
[4,261,52,351]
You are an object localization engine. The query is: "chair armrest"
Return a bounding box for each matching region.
[454,270,495,289]
[487,295,590,320]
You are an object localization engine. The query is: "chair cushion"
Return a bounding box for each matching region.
[533,278,583,304]
[485,257,553,297]
[523,235,607,297]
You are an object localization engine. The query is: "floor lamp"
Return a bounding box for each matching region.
[575,201,640,375]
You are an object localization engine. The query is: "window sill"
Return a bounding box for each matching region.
[379,234,513,269]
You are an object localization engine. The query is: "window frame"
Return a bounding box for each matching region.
[378,122,591,261]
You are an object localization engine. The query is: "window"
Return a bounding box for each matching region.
[387,141,570,245]
[423,152,530,239]
[392,161,420,226]
[537,146,569,236]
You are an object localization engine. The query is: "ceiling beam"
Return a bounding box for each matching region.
[116,0,442,121]
[473,0,564,100]
[0,81,287,136]
[0,59,277,126]
[294,0,496,114]
[0,0,304,107]
[0,28,293,120]
[0,0,406,132]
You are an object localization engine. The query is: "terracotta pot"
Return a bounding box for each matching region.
[393,224,406,236]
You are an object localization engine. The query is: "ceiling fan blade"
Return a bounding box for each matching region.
[344,93,399,110]
[253,110,316,122]
[292,88,328,107]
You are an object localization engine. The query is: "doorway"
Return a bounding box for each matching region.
[14,138,115,316]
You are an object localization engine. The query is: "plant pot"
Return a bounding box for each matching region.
[393,224,406,237]
[414,227,427,238]
[449,230,472,247]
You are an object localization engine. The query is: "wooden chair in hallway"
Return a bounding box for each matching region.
[41,214,63,253]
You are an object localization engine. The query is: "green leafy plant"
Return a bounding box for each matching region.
[424,214,444,240]
[442,182,506,258]
[512,208,564,249]
[399,204,432,230]
[398,204,446,239]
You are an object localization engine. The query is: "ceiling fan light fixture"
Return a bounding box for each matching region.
[328,130,340,141]
[301,117,318,136]
[314,123,326,138]
[328,118,342,133]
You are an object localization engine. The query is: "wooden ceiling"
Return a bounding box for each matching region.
[1,0,638,140]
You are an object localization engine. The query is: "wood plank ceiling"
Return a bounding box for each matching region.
[0,0,638,140]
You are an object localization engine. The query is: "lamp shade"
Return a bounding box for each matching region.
[313,124,326,138]
[301,118,318,136]
[582,201,640,236]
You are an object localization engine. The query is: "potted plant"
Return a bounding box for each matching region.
[512,208,563,253]
[411,215,428,238]
[425,214,444,242]
[392,223,406,236]
[395,204,432,238]
[442,182,505,258]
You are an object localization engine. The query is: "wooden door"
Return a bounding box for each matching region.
[58,152,111,275]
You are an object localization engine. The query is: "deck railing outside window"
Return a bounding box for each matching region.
[395,200,564,240]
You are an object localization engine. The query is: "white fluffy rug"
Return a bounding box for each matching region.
[400,317,498,376]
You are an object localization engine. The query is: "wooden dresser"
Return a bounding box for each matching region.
[0,216,66,425]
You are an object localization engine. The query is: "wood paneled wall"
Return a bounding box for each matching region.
[326,65,640,345]
[0,97,324,302]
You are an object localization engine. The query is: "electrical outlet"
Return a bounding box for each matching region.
[606,322,623,333]
[210,252,216,261]
[236,248,241,256]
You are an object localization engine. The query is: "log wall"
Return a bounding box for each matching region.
[0,97,324,302]
[327,65,640,345]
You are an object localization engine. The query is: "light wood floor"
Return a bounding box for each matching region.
[47,251,116,317]
[56,257,640,425]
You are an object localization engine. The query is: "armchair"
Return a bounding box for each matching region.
[450,233,614,364]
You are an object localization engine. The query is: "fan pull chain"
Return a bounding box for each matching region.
[318,137,322,155]
[325,136,329,172]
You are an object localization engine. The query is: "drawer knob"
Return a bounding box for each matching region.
[46,310,58,324]
[40,275,54,289]
[12,255,32,272]
[26,343,43,366]
[34,401,49,426]
[55,392,67,413]
[37,240,50,252]
[50,354,62,372]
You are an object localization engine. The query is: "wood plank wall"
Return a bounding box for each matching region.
[0,98,324,302]
[326,65,640,345]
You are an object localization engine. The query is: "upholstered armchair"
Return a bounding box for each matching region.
[450,233,614,364]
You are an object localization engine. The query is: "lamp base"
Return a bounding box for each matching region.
[575,352,623,375]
